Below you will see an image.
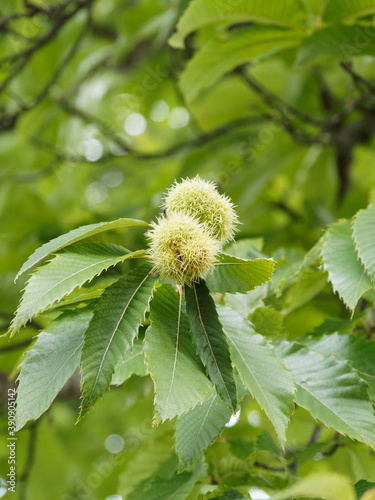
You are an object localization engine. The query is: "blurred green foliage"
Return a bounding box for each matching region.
[2,0,375,499]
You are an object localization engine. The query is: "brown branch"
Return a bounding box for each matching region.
[237,66,323,126]
[307,424,322,447]
[0,0,92,99]
[0,0,89,28]
[237,67,324,146]
[254,461,285,473]
[341,61,375,96]
[0,1,93,132]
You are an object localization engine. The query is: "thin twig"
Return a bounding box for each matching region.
[19,420,39,500]
[341,61,375,95]
[254,461,285,473]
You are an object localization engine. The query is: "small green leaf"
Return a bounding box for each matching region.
[206,253,275,294]
[127,457,207,500]
[8,243,145,337]
[118,435,175,498]
[219,306,295,446]
[180,26,302,102]
[255,430,282,456]
[249,306,283,338]
[111,340,147,386]
[144,284,213,422]
[175,393,231,470]
[278,342,375,449]
[16,309,92,431]
[321,220,372,312]
[169,0,307,49]
[185,281,237,412]
[200,489,246,499]
[269,472,356,500]
[353,204,375,284]
[15,217,150,281]
[79,264,155,419]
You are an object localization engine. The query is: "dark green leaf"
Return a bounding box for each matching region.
[144,284,213,422]
[185,280,237,412]
[79,264,156,419]
[355,480,375,499]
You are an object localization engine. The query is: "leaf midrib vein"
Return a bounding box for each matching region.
[193,283,232,408]
[84,271,151,408]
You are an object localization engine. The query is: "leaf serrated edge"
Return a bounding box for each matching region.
[174,392,229,473]
[142,286,210,425]
[15,218,151,282]
[282,342,375,449]
[351,207,375,287]
[7,248,147,338]
[144,285,215,426]
[222,326,295,449]
[321,219,372,314]
[77,267,156,422]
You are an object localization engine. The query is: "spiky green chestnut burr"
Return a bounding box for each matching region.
[163,176,238,245]
[147,211,218,284]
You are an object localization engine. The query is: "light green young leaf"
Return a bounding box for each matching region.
[144,284,213,423]
[296,25,375,65]
[79,264,155,419]
[8,243,145,337]
[323,0,375,22]
[249,306,284,338]
[16,309,92,431]
[111,340,147,386]
[119,435,175,498]
[127,457,207,500]
[353,204,375,284]
[218,306,294,446]
[278,342,375,449]
[15,217,150,281]
[270,472,356,500]
[169,0,307,49]
[175,393,231,470]
[180,26,302,102]
[206,253,275,294]
[200,489,246,499]
[185,281,237,413]
[321,220,372,312]
[301,332,375,399]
